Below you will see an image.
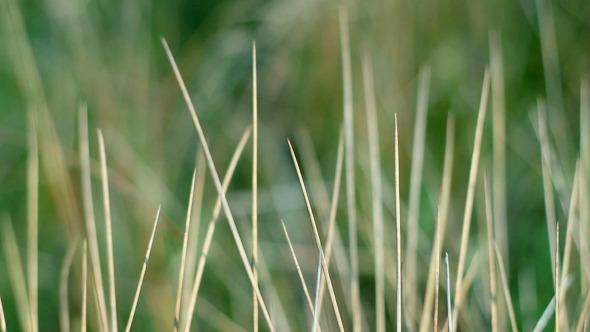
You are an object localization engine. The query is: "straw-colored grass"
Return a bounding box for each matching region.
[362,53,385,332]
[182,126,251,332]
[2,3,590,332]
[173,169,197,331]
[339,8,361,331]
[26,112,38,332]
[161,37,275,331]
[252,40,260,332]
[97,129,118,332]
[124,206,161,332]
[452,69,490,329]
[78,106,108,332]
[484,177,498,332]
[288,140,345,332]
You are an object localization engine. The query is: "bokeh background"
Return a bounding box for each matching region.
[1,0,590,330]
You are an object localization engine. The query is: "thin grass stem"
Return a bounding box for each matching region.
[124,206,161,332]
[181,127,251,332]
[452,69,490,330]
[161,37,275,331]
[173,169,197,331]
[97,129,118,332]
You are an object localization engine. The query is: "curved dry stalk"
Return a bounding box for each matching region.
[394,114,403,332]
[537,100,557,278]
[434,209,442,332]
[181,126,251,332]
[124,206,161,332]
[59,239,80,332]
[555,224,560,332]
[445,252,481,332]
[280,220,315,317]
[406,66,430,329]
[312,127,345,325]
[288,140,345,332]
[0,290,6,332]
[312,252,323,332]
[489,30,508,275]
[363,53,386,332]
[484,177,498,332]
[252,40,260,332]
[580,79,590,294]
[559,162,579,295]
[2,217,32,332]
[575,292,590,332]
[161,37,275,331]
[419,115,455,332]
[81,241,88,332]
[78,106,108,332]
[173,169,197,331]
[97,129,118,332]
[533,276,573,332]
[181,150,206,315]
[452,69,489,330]
[445,253,453,332]
[535,0,568,161]
[27,111,38,332]
[339,7,360,332]
[494,244,518,332]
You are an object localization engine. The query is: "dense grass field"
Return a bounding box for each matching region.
[1,0,590,331]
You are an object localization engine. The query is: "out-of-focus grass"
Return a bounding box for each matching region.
[0,0,590,330]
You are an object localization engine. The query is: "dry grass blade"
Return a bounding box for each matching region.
[182,150,206,315]
[1,217,32,332]
[339,7,361,331]
[174,169,197,331]
[537,99,557,278]
[555,223,560,332]
[453,69,489,329]
[434,209,442,332]
[580,79,590,294]
[124,206,161,332]
[419,115,455,332]
[78,106,108,332]
[484,176,498,332]
[81,241,88,332]
[394,114,403,332]
[445,253,453,332]
[288,140,345,331]
[363,53,385,332]
[59,239,80,332]
[575,292,590,332]
[557,160,580,331]
[312,252,323,332]
[406,66,430,329]
[97,129,118,332]
[533,276,573,332]
[489,30,508,273]
[27,111,38,332]
[535,0,568,162]
[252,40,260,332]
[445,253,481,332]
[0,290,6,332]
[181,126,251,332]
[494,244,519,332]
[161,37,275,331]
[313,127,345,325]
[280,220,315,318]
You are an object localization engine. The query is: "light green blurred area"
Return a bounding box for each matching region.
[1,0,589,330]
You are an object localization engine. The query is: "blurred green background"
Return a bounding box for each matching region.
[1,0,590,330]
